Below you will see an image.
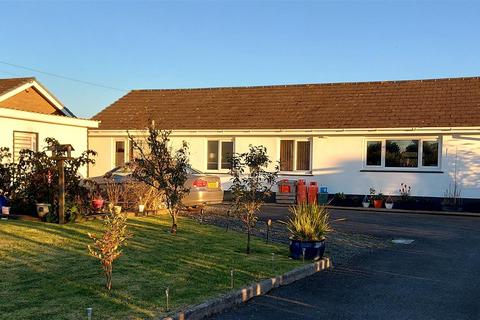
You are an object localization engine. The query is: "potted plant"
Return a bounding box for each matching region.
[91,192,104,211]
[385,196,394,209]
[0,192,10,215]
[283,203,332,260]
[138,196,145,214]
[361,195,370,208]
[369,188,384,208]
[36,203,51,218]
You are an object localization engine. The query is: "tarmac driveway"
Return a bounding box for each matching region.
[211,207,480,320]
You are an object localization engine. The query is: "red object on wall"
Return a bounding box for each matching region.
[296,179,307,204]
[278,179,291,193]
[308,182,318,204]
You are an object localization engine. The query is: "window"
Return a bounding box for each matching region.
[280,139,311,172]
[129,138,146,161]
[207,140,233,170]
[422,140,439,167]
[385,140,419,167]
[366,141,382,166]
[115,140,126,167]
[13,131,37,161]
[365,137,440,169]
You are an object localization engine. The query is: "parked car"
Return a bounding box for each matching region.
[88,165,224,207]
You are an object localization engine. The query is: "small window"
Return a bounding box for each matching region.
[422,140,439,167]
[207,140,233,171]
[115,140,125,167]
[296,141,311,171]
[13,131,38,162]
[280,139,311,171]
[280,140,294,171]
[385,140,419,167]
[366,141,382,166]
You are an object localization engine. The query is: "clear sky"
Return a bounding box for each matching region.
[1,0,479,118]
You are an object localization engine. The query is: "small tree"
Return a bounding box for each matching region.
[88,212,132,290]
[229,146,278,254]
[128,125,190,234]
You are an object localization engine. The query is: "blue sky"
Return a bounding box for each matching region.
[1,1,479,118]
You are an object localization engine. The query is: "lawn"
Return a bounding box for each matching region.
[0,214,300,320]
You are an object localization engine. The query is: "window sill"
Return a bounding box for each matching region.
[279,172,314,176]
[360,169,443,174]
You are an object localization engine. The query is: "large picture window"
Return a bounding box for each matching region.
[280,139,311,172]
[365,137,440,169]
[207,140,233,171]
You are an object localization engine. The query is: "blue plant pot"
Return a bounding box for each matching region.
[289,238,326,260]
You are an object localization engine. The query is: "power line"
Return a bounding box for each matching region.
[0,60,127,92]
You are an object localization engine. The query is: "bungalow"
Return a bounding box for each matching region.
[0,77,99,176]
[88,76,480,203]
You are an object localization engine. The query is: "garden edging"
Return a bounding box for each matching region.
[162,257,331,320]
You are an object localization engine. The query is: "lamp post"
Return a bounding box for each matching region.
[50,144,74,224]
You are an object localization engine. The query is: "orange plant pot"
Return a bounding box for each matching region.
[373,200,383,208]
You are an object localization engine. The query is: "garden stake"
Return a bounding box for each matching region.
[266,219,272,243]
[165,287,170,311]
[86,307,92,320]
[230,269,234,289]
[302,248,306,263]
[271,253,275,273]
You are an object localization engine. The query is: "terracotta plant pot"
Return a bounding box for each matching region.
[373,199,383,208]
[92,199,104,210]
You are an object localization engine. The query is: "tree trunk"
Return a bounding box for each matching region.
[170,210,177,234]
[105,264,112,290]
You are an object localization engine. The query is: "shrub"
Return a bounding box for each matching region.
[229,145,278,254]
[285,203,332,241]
[88,213,132,290]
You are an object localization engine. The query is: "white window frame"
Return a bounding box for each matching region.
[278,138,313,174]
[363,136,442,171]
[205,139,234,173]
[112,138,127,168]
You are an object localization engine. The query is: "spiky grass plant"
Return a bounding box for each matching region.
[285,203,332,241]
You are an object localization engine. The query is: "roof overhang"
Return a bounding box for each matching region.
[0,79,75,117]
[0,107,99,128]
[88,126,480,137]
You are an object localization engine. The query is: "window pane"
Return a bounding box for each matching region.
[115,141,125,167]
[280,140,294,171]
[207,141,219,170]
[296,141,310,170]
[221,141,233,169]
[13,132,38,162]
[386,140,419,167]
[422,140,439,166]
[366,141,382,166]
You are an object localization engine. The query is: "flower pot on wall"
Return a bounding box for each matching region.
[373,200,383,208]
[36,203,51,218]
[289,238,326,261]
[138,204,145,213]
[385,203,394,209]
[92,199,104,210]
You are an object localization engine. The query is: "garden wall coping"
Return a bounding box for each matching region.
[162,257,331,320]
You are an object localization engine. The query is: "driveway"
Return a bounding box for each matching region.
[211,207,480,320]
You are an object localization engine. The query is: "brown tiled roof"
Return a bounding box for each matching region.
[0,77,34,96]
[93,77,480,130]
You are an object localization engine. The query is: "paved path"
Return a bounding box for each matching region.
[211,207,480,320]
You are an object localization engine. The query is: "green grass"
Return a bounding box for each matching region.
[0,215,300,319]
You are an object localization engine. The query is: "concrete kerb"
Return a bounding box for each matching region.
[162,257,331,320]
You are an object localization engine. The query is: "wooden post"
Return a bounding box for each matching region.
[58,159,65,224]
